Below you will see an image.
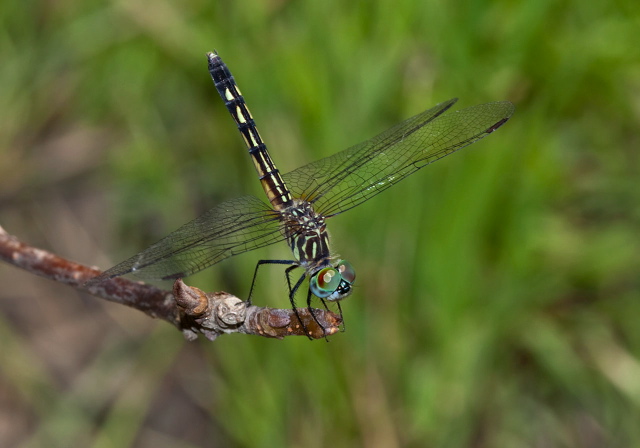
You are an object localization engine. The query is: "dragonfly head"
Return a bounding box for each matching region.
[309,260,356,301]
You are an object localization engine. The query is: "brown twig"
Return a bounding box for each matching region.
[0,225,342,340]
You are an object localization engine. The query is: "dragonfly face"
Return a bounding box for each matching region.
[88,51,514,337]
[309,260,356,301]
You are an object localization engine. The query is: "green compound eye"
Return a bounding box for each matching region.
[310,267,341,298]
[337,260,355,283]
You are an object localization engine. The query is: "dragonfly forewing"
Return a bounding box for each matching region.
[284,100,515,217]
[283,98,458,204]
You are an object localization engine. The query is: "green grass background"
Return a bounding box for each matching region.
[1,0,639,447]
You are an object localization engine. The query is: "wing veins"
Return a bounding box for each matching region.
[284,100,514,218]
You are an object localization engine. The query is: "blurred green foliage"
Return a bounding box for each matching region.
[1,0,640,446]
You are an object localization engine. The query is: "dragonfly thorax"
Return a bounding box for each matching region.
[281,199,330,266]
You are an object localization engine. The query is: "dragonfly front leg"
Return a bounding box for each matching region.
[247,259,297,305]
[287,271,314,338]
[286,266,326,339]
[335,301,345,332]
[284,264,300,296]
[306,287,329,340]
[286,268,330,339]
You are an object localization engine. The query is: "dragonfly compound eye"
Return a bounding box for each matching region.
[310,267,342,298]
[337,260,356,284]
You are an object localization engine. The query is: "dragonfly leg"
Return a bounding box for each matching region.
[286,267,325,340]
[317,297,344,334]
[306,287,328,341]
[318,297,345,332]
[247,259,297,305]
[336,301,345,332]
[284,264,300,295]
[288,272,314,339]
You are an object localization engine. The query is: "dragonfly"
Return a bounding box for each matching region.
[90,51,514,335]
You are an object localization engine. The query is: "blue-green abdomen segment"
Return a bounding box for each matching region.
[207,52,293,211]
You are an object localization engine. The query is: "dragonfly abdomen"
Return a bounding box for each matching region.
[207,52,293,211]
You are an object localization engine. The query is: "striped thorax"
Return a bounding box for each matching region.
[281,198,330,267]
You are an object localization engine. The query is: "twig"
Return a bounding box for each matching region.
[0,225,342,340]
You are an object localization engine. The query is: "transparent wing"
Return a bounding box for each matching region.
[283,99,515,217]
[88,195,283,283]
